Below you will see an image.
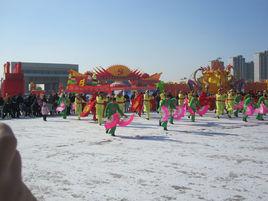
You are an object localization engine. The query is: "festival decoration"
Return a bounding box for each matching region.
[66,65,162,93]
[192,60,235,94]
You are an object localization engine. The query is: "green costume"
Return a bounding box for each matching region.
[189,96,199,122]
[159,98,169,130]
[242,95,251,122]
[58,95,69,119]
[234,94,242,117]
[168,97,177,124]
[105,102,124,136]
[256,96,265,120]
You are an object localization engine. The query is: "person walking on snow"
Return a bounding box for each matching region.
[168,94,177,124]
[105,98,126,136]
[96,92,105,125]
[189,92,200,122]
[242,94,252,122]
[178,91,185,106]
[215,89,225,118]
[143,90,152,120]
[116,91,125,114]
[41,99,50,121]
[226,89,235,118]
[75,94,84,120]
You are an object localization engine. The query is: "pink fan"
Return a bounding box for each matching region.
[245,104,254,116]
[254,103,268,114]
[173,105,186,120]
[197,105,209,116]
[104,113,120,129]
[184,98,189,106]
[188,107,195,115]
[234,101,244,110]
[161,106,170,122]
[118,114,135,127]
[56,103,66,112]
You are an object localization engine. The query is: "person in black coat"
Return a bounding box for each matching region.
[2,97,12,119]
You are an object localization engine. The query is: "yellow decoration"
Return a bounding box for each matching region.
[79,79,85,86]
[106,65,131,77]
[195,64,234,94]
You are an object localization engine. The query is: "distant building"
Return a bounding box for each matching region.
[254,50,268,81]
[229,55,254,82]
[229,55,245,80]
[10,62,79,93]
[244,61,254,82]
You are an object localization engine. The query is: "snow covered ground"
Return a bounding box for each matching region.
[2,112,268,201]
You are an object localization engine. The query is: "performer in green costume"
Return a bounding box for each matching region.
[58,93,69,119]
[168,95,177,124]
[234,92,242,117]
[159,93,169,130]
[105,98,126,136]
[256,92,267,121]
[242,94,252,122]
[189,93,200,122]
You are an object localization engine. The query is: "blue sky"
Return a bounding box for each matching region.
[0,0,267,81]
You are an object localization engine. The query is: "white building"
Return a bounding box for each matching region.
[254,50,268,81]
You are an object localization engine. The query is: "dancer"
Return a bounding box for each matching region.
[256,91,267,121]
[96,92,105,125]
[105,98,126,136]
[58,93,68,119]
[74,94,83,120]
[131,92,143,117]
[116,91,125,114]
[159,93,169,131]
[158,92,166,126]
[234,92,242,117]
[178,91,185,106]
[226,89,235,118]
[242,94,252,122]
[168,94,177,124]
[143,90,152,120]
[189,92,199,122]
[215,89,225,118]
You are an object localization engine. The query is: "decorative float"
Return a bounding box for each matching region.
[189,60,235,94]
[66,65,162,93]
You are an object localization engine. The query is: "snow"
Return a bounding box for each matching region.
[2,112,268,201]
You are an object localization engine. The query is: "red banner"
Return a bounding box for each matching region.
[66,84,156,93]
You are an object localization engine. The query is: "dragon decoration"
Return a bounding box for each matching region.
[66,65,162,93]
[188,60,245,94]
